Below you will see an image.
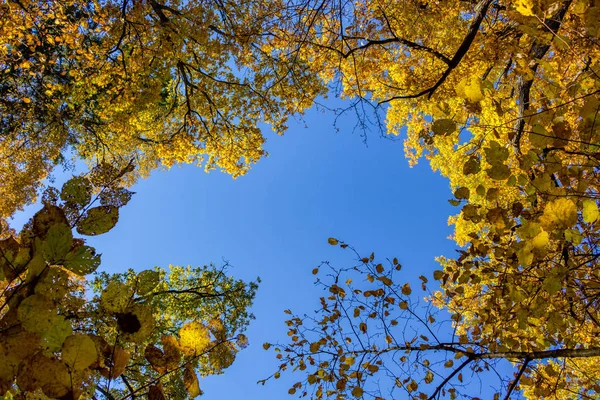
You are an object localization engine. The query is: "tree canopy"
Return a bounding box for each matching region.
[1,0,600,398]
[261,0,600,398]
[0,0,325,220]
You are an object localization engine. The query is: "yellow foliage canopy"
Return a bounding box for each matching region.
[0,0,327,221]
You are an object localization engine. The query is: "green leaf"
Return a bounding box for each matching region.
[136,269,160,295]
[43,316,73,352]
[101,281,132,313]
[60,176,92,208]
[26,254,46,282]
[63,244,101,276]
[17,294,60,333]
[37,223,73,264]
[76,206,119,236]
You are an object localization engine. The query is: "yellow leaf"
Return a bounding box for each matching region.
[539,198,578,231]
[328,238,338,245]
[425,371,434,384]
[515,0,535,15]
[184,364,202,398]
[517,245,534,266]
[583,200,599,223]
[530,230,549,249]
[377,276,392,286]
[179,322,211,356]
[456,77,484,102]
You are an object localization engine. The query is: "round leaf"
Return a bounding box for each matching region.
[179,322,211,356]
[60,176,92,208]
[101,281,132,313]
[431,119,456,136]
[485,164,511,180]
[136,269,160,295]
[63,244,101,276]
[76,206,119,236]
[62,334,98,371]
[37,223,73,264]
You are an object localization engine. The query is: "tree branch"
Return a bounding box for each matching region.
[380,0,494,104]
[511,0,572,154]
[503,357,531,400]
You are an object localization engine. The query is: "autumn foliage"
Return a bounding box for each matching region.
[0,0,324,221]
[1,0,600,398]
[261,0,600,398]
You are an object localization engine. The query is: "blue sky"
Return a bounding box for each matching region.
[11,103,458,399]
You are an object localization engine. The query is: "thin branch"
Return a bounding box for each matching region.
[503,357,531,400]
[511,0,572,154]
[380,0,494,104]
[429,356,474,400]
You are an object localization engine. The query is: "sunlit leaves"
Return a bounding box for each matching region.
[136,269,160,295]
[456,76,484,103]
[582,200,599,223]
[0,187,256,398]
[539,198,578,231]
[179,322,211,357]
